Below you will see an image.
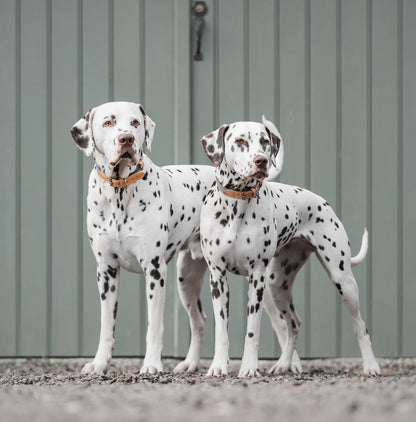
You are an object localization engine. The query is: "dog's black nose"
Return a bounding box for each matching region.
[118,133,135,146]
[254,155,268,168]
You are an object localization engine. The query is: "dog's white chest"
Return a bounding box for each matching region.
[201,195,278,275]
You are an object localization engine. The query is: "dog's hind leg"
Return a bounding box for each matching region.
[173,249,207,373]
[314,227,381,375]
[264,238,313,374]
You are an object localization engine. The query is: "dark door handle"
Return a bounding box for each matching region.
[192,1,208,61]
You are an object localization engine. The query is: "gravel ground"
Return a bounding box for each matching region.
[0,357,415,422]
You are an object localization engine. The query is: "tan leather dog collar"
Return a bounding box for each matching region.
[98,160,145,188]
[216,178,263,200]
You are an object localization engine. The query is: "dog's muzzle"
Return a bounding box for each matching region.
[110,133,139,166]
[250,155,269,179]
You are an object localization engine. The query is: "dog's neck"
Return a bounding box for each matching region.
[215,162,259,192]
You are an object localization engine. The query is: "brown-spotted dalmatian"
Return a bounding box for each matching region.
[70,101,219,375]
[200,117,381,377]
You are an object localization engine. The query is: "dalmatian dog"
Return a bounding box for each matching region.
[70,101,219,375]
[200,117,381,377]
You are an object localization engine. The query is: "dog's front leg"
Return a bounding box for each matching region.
[239,270,265,377]
[140,256,167,374]
[82,261,120,375]
[206,268,230,377]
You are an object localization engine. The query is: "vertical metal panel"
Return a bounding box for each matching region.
[173,0,192,165]
[309,0,338,357]
[278,0,308,356]
[190,0,217,359]
[173,0,193,357]
[402,0,416,357]
[371,0,399,357]
[19,0,49,355]
[144,0,175,166]
[191,0,217,165]
[248,0,275,121]
[339,0,369,357]
[50,0,82,356]
[0,0,17,356]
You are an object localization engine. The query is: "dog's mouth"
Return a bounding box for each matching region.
[109,151,138,167]
[121,151,132,159]
[250,170,268,180]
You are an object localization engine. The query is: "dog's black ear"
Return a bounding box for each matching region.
[262,115,284,175]
[200,124,229,167]
[139,104,156,151]
[70,108,95,156]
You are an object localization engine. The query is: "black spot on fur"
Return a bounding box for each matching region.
[335,283,343,295]
[151,256,160,269]
[256,287,264,302]
[107,265,117,278]
[150,269,161,280]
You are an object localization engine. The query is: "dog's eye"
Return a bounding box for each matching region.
[262,139,270,146]
[103,120,114,127]
[131,119,140,127]
[235,139,245,145]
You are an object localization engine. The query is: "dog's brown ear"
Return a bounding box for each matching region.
[139,104,156,151]
[70,108,95,156]
[200,124,229,167]
[262,115,284,175]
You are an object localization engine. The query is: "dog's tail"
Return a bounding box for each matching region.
[351,228,368,266]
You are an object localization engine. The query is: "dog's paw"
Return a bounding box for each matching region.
[206,359,228,377]
[268,358,291,375]
[173,359,198,374]
[363,361,381,376]
[139,361,163,375]
[290,352,303,374]
[238,366,261,378]
[81,361,108,376]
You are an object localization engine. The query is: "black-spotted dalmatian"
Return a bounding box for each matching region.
[70,101,219,375]
[200,117,381,377]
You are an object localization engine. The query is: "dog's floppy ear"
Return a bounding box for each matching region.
[262,115,284,176]
[139,104,156,151]
[200,124,229,167]
[70,108,95,156]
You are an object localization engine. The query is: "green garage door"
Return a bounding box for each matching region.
[1,0,415,360]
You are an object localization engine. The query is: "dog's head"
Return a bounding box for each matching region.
[70,101,155,169]
[200,117,282,180]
